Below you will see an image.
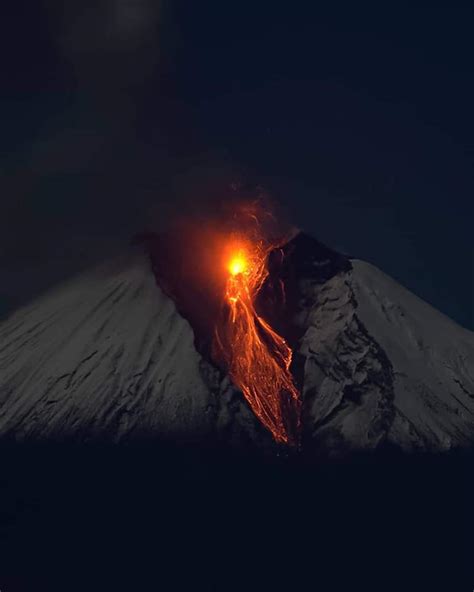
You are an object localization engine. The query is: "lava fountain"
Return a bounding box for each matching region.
[213,203,301,446]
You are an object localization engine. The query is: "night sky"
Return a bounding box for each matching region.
[1,2,472,329]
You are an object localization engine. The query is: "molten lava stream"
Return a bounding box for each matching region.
[214,239,301,446]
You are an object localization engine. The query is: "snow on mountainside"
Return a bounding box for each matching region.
[0,234,473,453]
[296,242,474,452]
[353,260,474,449]
[0,253,258,444]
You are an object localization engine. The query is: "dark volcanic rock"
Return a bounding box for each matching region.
[0,232,473,454]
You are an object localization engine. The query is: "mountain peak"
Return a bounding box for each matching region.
[0,235,473,454]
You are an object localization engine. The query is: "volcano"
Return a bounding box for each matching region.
[0,231,473,455]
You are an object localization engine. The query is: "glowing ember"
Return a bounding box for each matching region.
[228,251,248,276]
[213,205,301,446]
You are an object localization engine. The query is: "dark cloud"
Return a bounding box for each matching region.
[0,2,170,317]
[52,1,161,58]
[0,2,472,330]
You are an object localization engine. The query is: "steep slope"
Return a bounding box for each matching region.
[0,234,473,453]
[0,253,259,444]
[290,233,474,452]
[353,260,474,449]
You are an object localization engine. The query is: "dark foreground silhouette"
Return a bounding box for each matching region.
[0,440,471,591]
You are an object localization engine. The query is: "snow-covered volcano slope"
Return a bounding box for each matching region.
[353,260,474,449]
[0,253,258,444]
[0,234,473,452]
[290,234,474,452]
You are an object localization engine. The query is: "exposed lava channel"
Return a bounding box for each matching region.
[133,201,303,446]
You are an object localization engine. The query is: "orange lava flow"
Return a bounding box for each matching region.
[214,230,301,446]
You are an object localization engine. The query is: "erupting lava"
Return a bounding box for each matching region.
[213,205,301,446]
